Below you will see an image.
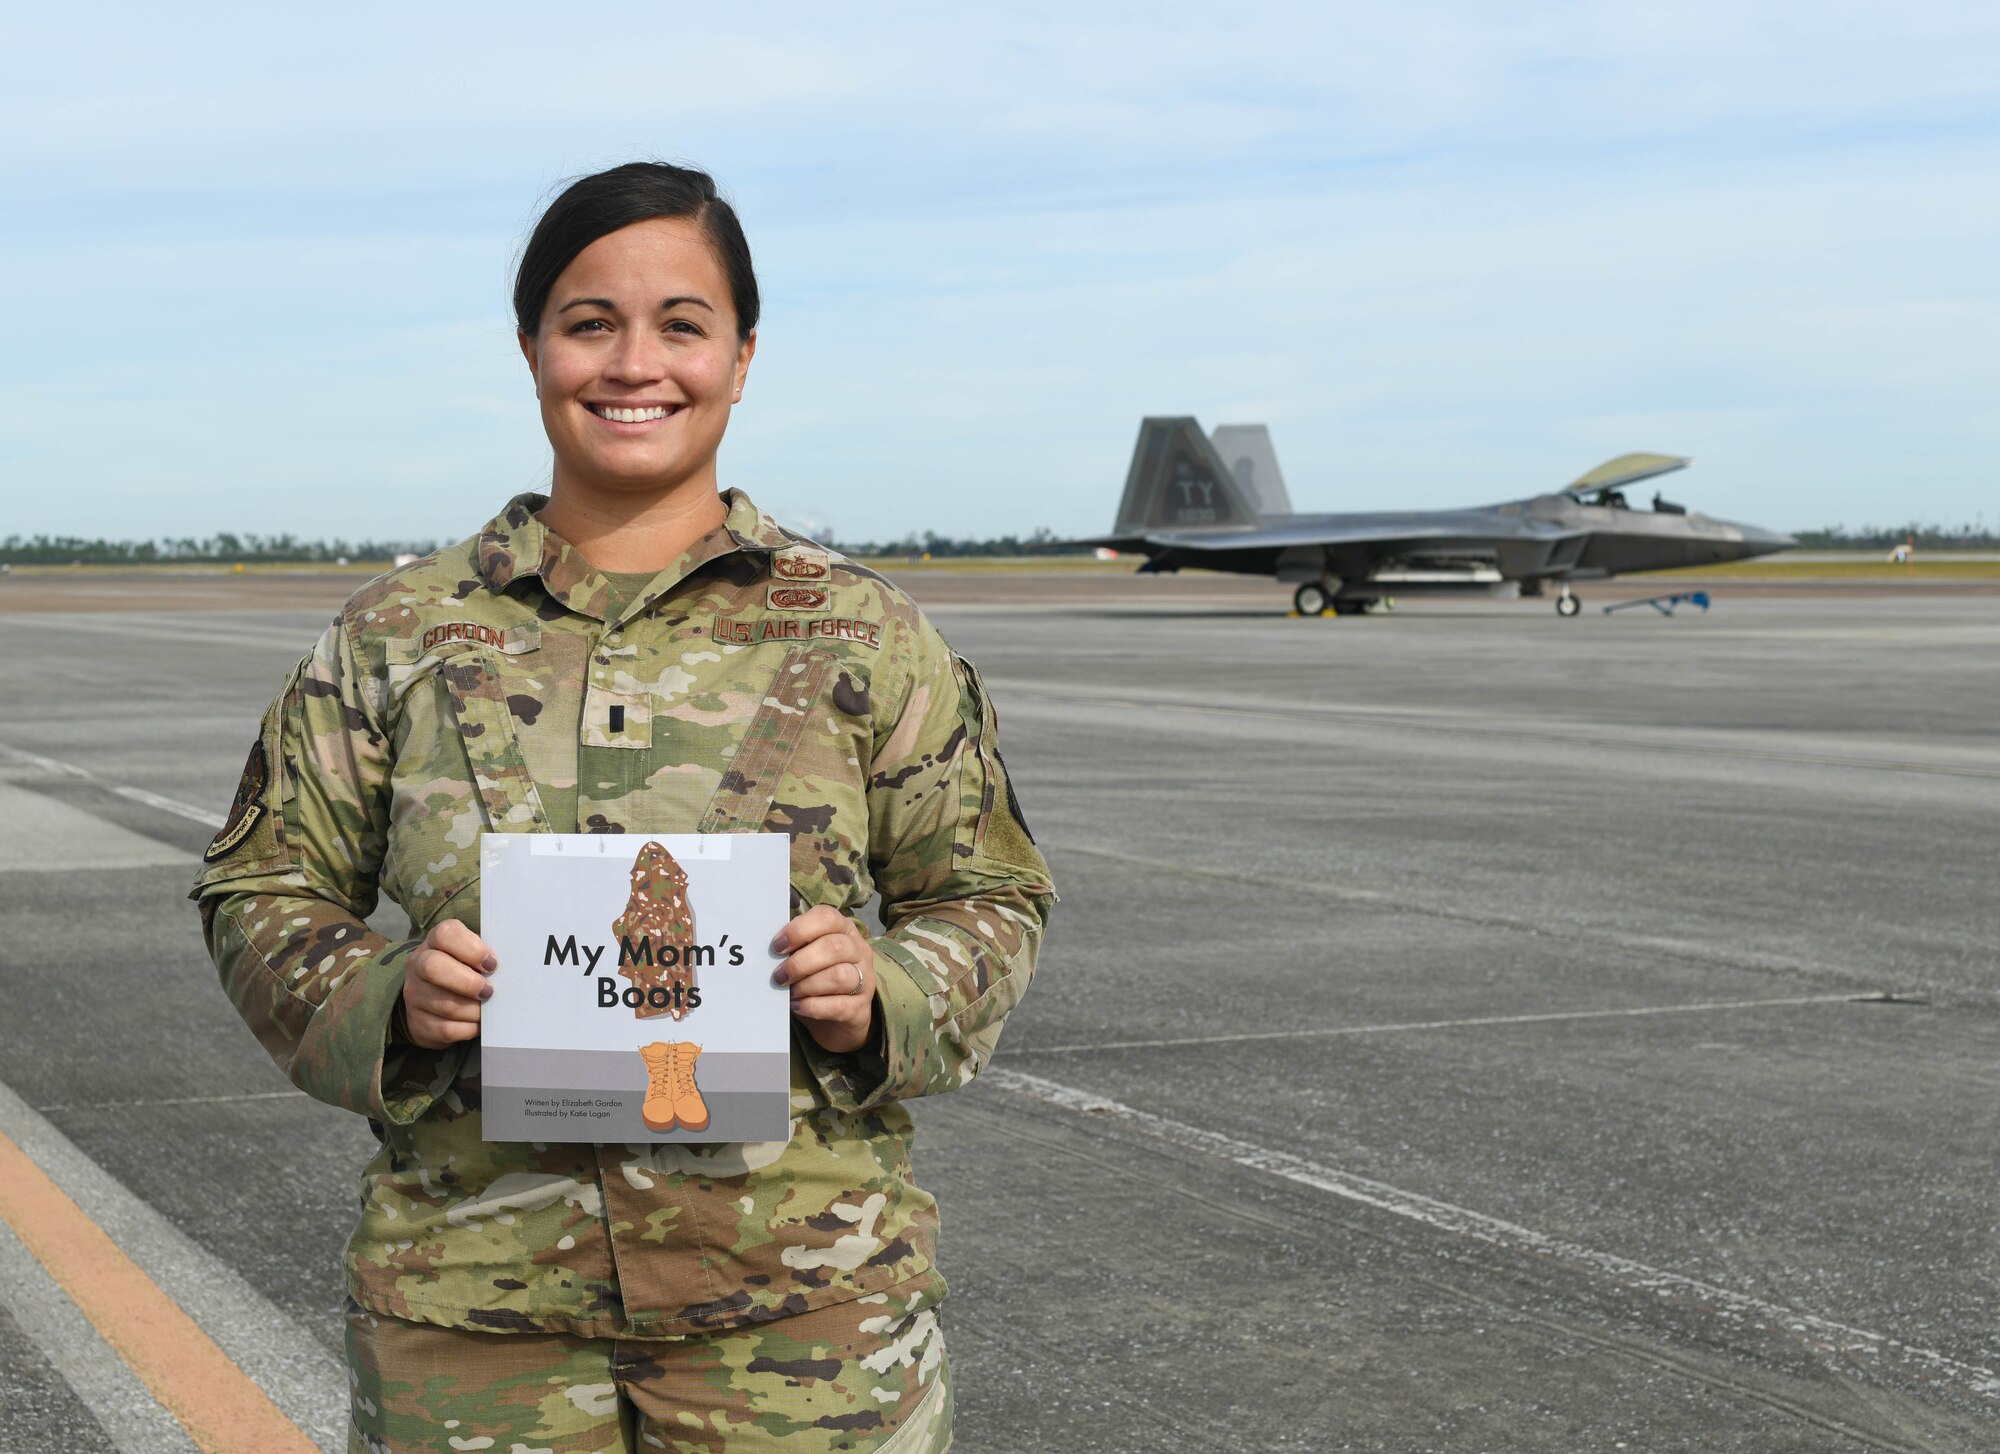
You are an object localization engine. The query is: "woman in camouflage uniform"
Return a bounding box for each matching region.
[193,163,1053,1454]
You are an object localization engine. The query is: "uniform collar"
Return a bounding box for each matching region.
[476,488,793,622]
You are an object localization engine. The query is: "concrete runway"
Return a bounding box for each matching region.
[0,572,1995,1451]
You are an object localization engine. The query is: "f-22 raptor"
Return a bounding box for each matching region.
[1079,417,1795,616]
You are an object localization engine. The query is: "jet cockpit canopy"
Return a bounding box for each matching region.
[1565,453,1692,510]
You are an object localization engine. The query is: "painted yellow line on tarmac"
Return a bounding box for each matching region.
[0,1128,320,1454]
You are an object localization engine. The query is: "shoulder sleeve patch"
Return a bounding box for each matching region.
[203,740,271,862]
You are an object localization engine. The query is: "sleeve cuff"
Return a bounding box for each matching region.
[795,937,938,1112]
[299,944,463,1126]
[867,937,944,1105]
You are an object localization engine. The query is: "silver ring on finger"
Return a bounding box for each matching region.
[849,962,867,996]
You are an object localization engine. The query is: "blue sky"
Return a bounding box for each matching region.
[4,3,1998,544]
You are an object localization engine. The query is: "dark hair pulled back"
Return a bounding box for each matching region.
[513,162,759,340]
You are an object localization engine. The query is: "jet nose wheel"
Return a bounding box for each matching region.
[1555,592,1581,617]
[1293,583,1331,616]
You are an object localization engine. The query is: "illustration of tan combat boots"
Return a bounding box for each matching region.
[639,1042,709,1133]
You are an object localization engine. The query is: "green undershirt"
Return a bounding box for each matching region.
[598,569,660,624]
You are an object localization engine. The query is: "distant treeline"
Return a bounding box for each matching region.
[11,522,1995,566]
[0,533,446,565]
[843,527,1088,558]
[1,527,1086,565]
[1790,524,2000,549]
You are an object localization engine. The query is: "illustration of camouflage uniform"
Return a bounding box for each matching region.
[191,490,1053,1449]
[615,840,700,1020]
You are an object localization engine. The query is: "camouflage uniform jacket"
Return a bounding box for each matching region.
[191,489,1054,1338]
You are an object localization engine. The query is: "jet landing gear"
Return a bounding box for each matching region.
[1293,582,1380,617]
[1555,583,1582,618]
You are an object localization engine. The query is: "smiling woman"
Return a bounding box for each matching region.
[512,167,760,571]
[191,162,1053,1454]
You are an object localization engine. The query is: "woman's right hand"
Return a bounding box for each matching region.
[402,919,497,1050]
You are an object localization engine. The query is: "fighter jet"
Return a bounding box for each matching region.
[1078,417,1796,616]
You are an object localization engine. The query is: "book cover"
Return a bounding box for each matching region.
[478,833,791,1143]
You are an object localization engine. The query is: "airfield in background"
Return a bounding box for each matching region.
[5,551,2000,616]
[1,563,1996,1450]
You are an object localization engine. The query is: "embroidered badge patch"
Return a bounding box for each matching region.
[204,741,269,862]
[767,585,830,612]
[772,552,830,582]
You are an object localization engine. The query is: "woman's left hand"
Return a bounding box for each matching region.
[773,905,878,1054]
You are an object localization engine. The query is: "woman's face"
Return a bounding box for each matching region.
[518,216,755,501]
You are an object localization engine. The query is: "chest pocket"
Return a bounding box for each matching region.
[437,653,550,833]
[699,646,836,834]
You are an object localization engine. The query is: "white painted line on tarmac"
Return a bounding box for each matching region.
[105,782,226,828]
[36,1089,305,1115]
[922,598,1272,615]
[0,1215,201,1454]
[0,742,224,829]
[0,1079,346,1451]
[986,1066,2000,1404]
[1008,992,1881,1056]
[10,613,327,651]
[993,680,2000,781]
[0,782,196,872]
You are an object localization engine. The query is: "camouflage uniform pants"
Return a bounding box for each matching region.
[345,1288,951,1454]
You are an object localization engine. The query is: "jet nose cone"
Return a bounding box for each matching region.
[1710,518,1795,561]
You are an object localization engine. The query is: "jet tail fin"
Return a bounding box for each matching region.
[1209,424,1293,516]
[1112,417,1261,536]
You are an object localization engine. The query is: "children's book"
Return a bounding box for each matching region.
[478,833,791,1143]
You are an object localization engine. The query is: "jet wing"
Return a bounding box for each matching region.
[1150,524,1451,551]
[1125,517,1572,553]
[1070,532,1173,553]
[1087,513,1592,585]
[1068,520,1515,556]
